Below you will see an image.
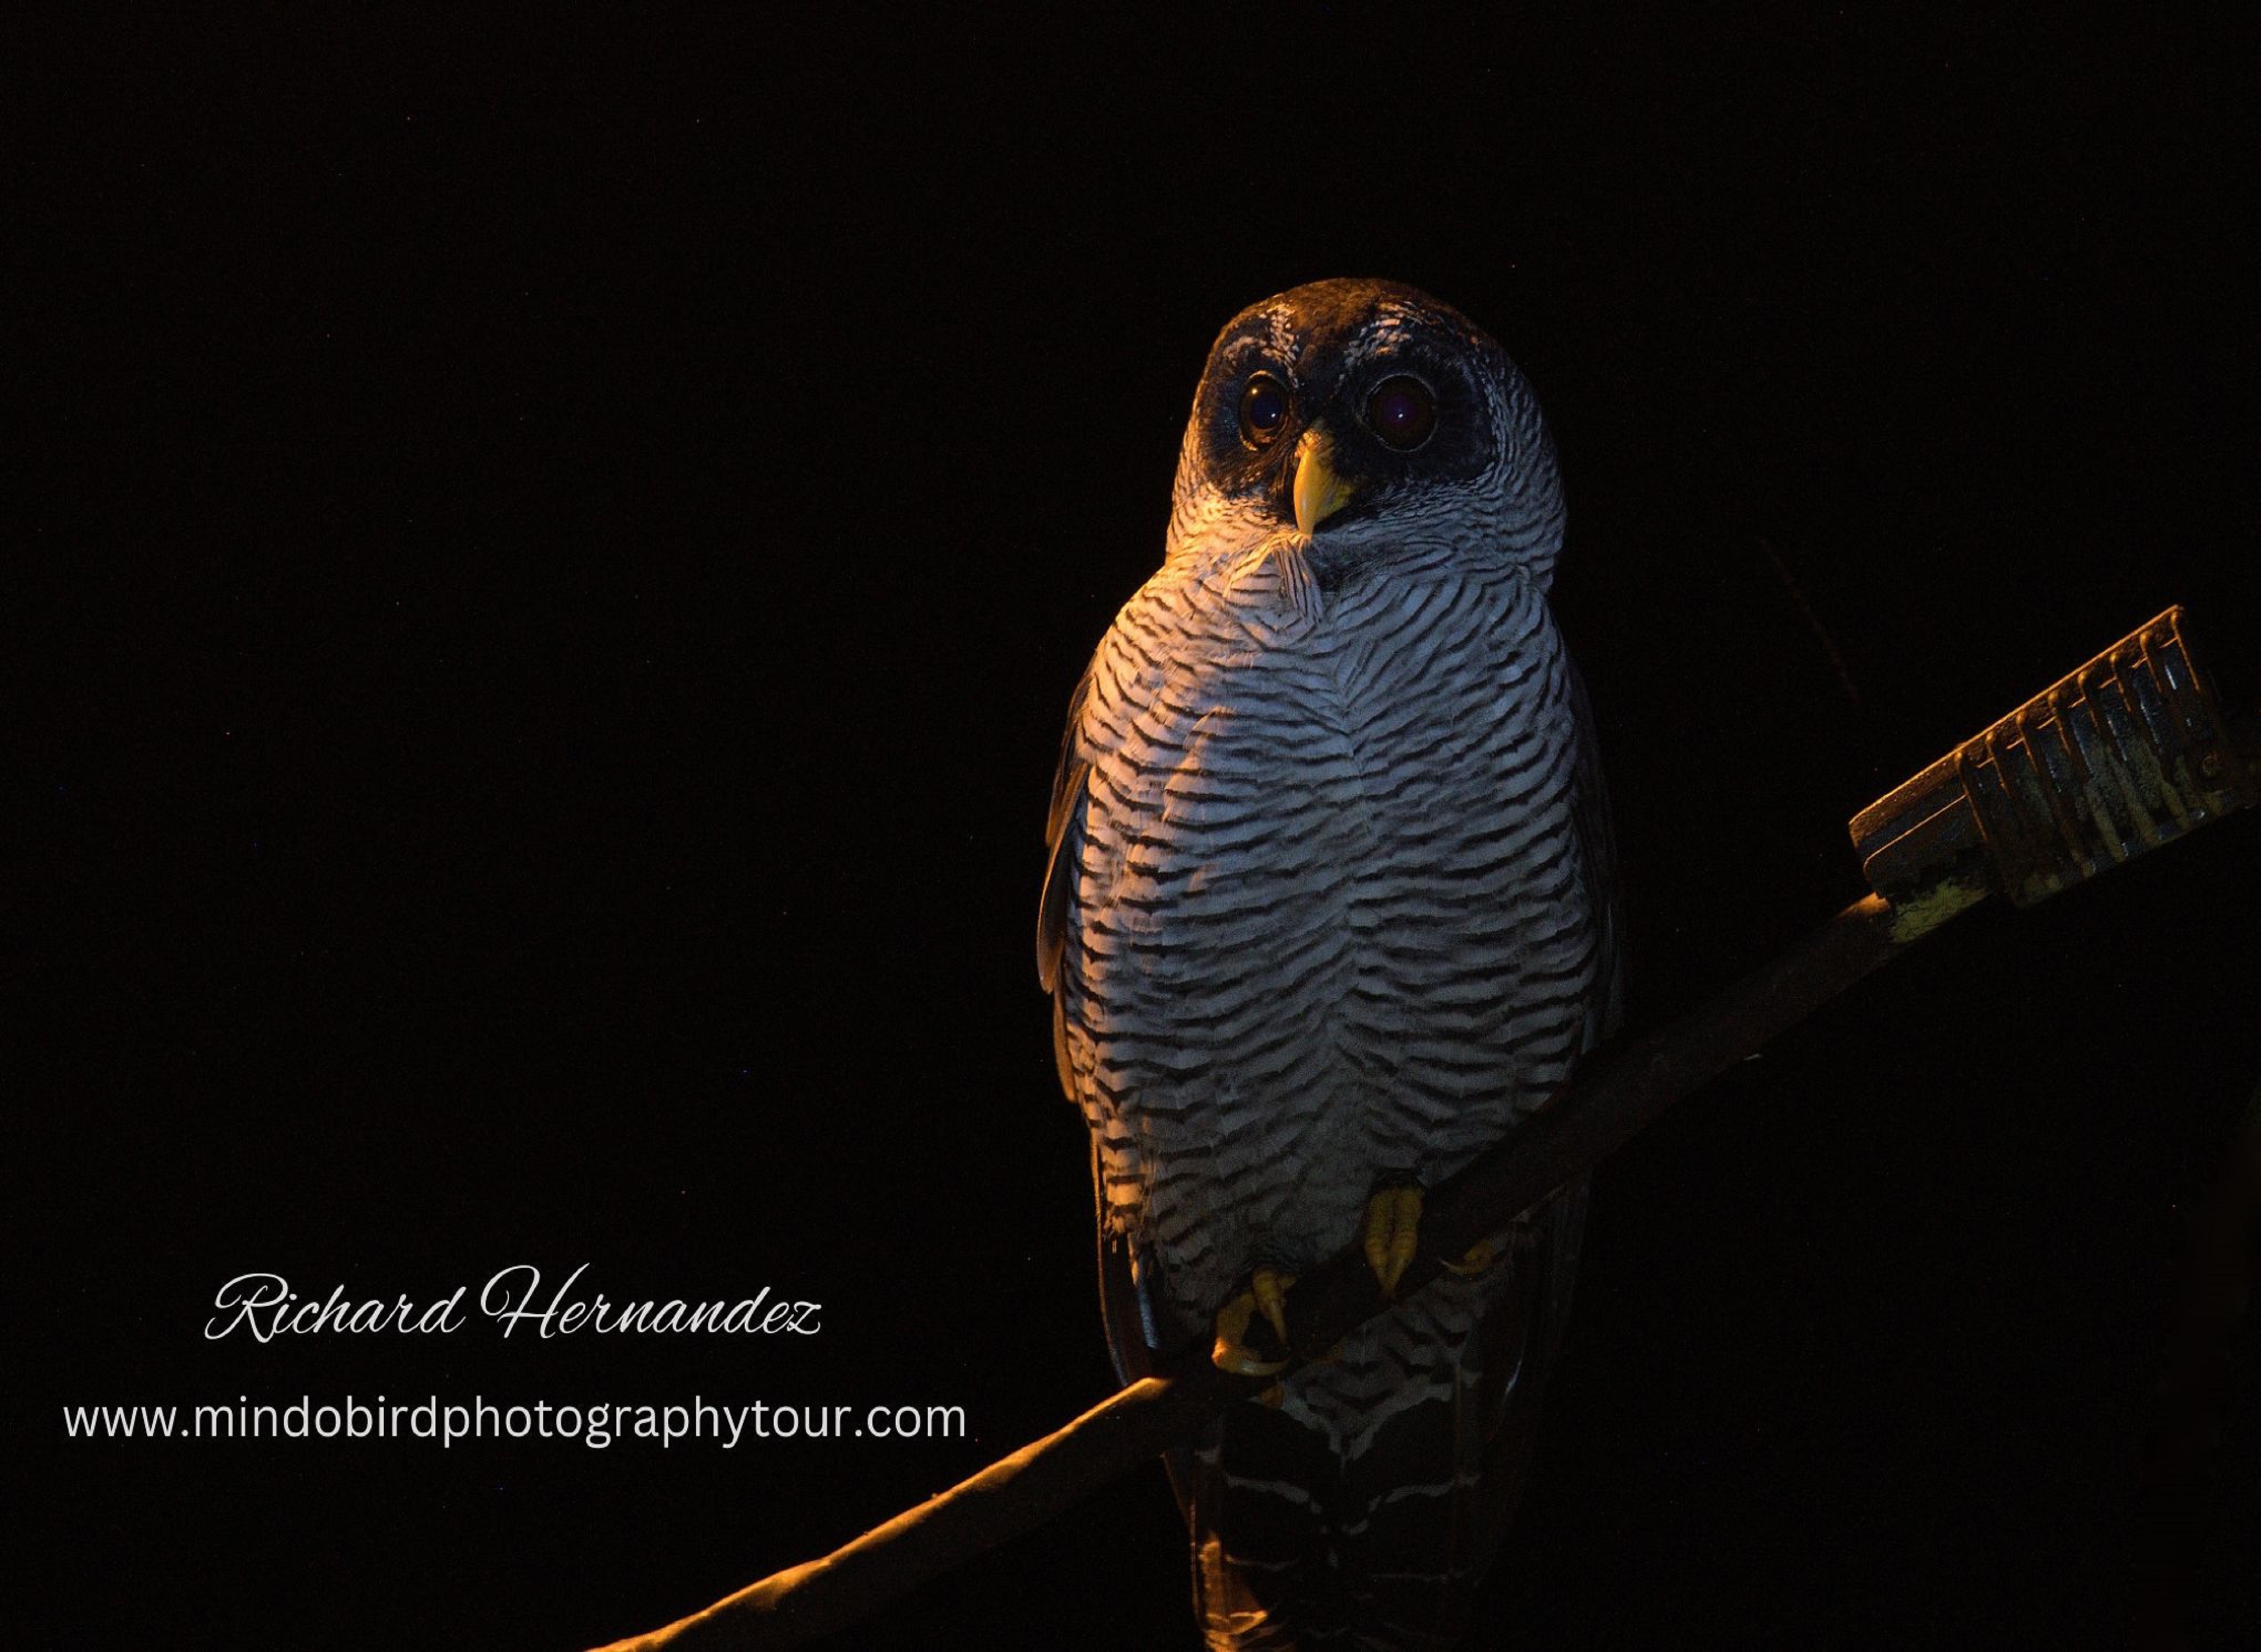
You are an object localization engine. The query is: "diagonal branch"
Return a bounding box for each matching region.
[590,606,2254,1651]
[588,893,1933,1652]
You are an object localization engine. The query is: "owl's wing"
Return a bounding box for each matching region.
[1036,667,1089,996]
[1037,666,1094,1104]
[1037,667,1190,1392]
[1566,654,1626,1044]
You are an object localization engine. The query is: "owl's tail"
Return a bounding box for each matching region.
[1183,1178,1589,1650]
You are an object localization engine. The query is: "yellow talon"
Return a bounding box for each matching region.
[1256,1382,1284,1408]
[1363,1184,1424,1298]
[1444,1238,1498,1278]
[1252,1266,1295,1346]
[1212,1283,1291,1376]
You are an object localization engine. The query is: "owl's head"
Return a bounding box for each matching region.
[1168,278,1565,591]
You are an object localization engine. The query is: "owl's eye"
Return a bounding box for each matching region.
[1238,373,1290,447]
[1365,375,1437,451]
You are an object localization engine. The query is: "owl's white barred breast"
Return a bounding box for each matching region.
[1057,539,1603,1331]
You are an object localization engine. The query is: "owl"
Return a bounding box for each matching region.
[1039,279,1621,1648]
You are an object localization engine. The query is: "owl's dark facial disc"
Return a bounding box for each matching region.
[1187,278,1507,536]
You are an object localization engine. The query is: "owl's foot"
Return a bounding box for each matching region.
[1211,1266,1296,1376]
[1363,1184,1500,1296]
[1456,1217,1553,1278]
[1445,1238,1499,1278]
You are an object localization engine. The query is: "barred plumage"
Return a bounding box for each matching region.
[1040,280,1620,1649]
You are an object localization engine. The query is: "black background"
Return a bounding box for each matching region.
[23,12,2258,1650]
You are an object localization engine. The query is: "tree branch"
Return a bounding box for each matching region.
[590,604,2255,1651]
[588,894,1926,1652]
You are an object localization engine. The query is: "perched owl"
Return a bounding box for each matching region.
[1038,279,1621,1649]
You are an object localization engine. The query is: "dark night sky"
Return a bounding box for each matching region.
[22,12,2258,1650]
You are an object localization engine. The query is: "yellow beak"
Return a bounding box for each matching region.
[1293,431,1357,535]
